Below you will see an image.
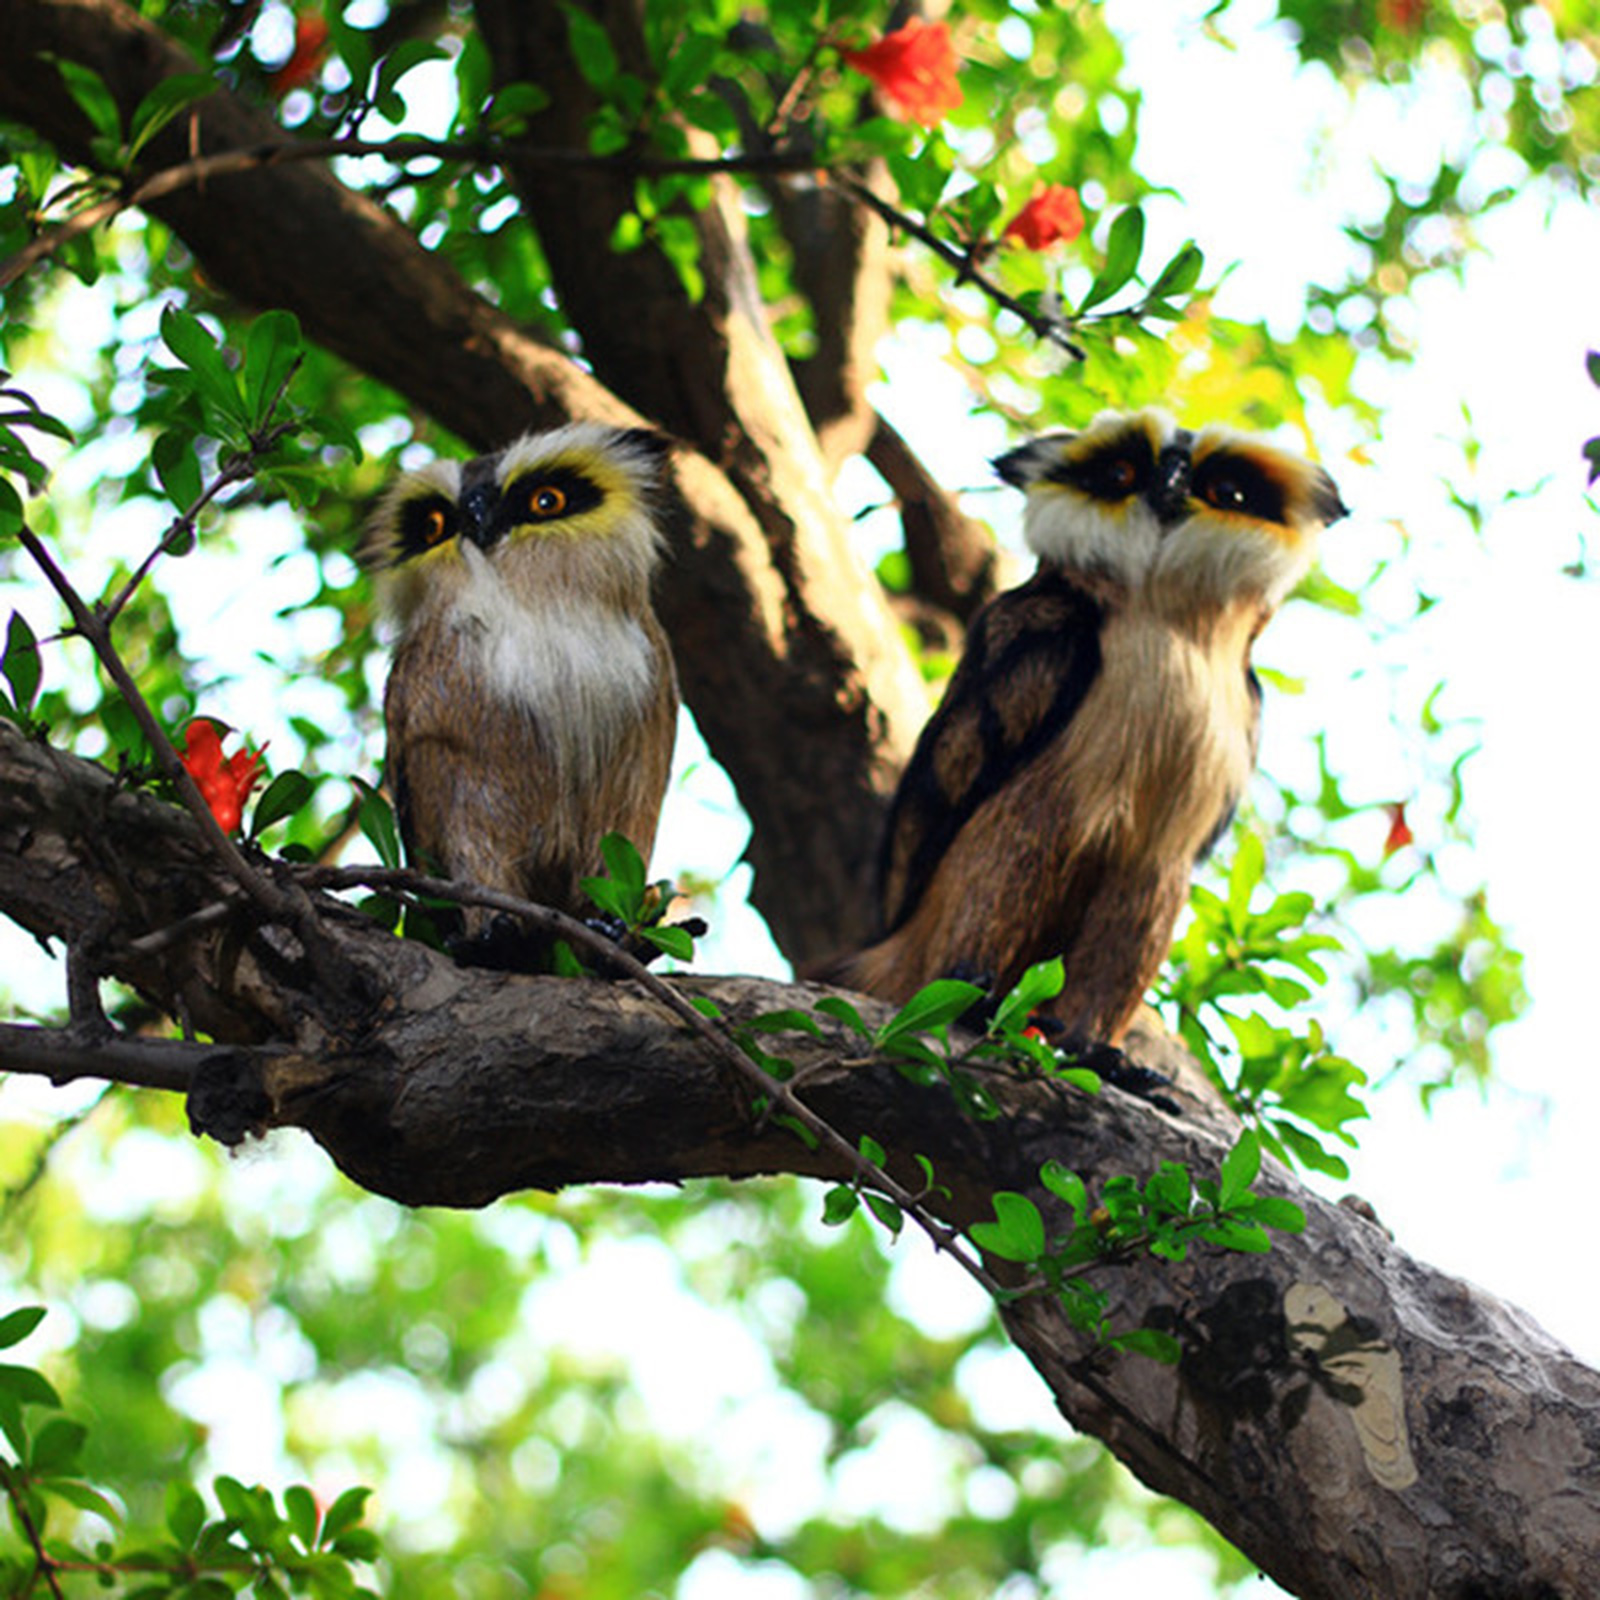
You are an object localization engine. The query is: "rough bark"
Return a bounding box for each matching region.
[3,721,1599,1600]
[0,0,938,963]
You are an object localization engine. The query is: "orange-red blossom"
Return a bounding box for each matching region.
[1002,184,1087,250]
[180,720,266,834]
[844,20,963,126]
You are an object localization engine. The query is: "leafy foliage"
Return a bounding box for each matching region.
[0,1306,379,1598]
[968,1132,1305,1360]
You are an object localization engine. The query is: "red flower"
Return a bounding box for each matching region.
[844,20,963,126]
[1002,184,1086,250]
[1379,0,1428,32]
[269,12,331,99]
[180,720,267,835]
[1382,802,1415,858]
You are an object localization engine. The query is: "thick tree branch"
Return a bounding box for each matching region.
[3,715,1600,1600]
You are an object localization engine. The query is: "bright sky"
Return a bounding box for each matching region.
[5,3,1600,1597]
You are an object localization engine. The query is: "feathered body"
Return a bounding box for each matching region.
[364,423,678,946]
[841,409,1346,1044]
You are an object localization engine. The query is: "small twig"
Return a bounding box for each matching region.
[830,172,1087,359]
[297,861,1008,1299]
[118,896,243,959]
[101,412,301,626]
[3,1465,69,1600]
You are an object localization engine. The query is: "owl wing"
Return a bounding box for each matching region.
[878,567,1106,934]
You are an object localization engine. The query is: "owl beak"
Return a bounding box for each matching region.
[1148,443,1192,527]
[460,483,500,549]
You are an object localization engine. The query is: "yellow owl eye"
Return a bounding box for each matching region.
[528,483,568,518]
[424,506,451,545]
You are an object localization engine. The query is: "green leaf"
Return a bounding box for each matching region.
[821,1184,860,1226]
[1203,1219,1272,1254]
[1218,1128,1262,1210]
[128,72,215,159]
[319,1486,372,1547]
[813,995,869,1036]
[969,1191,1046,1263]
[241,309,303,428]
[29,1417,86,1473]
[160,307,246,428]
[598,831,647,900]
[579,876,631,922]
[875,978,985,1048]
[1144,241,1204,304]
[249,770,313,839]
[640,924,695,962]
[38,1476,120,1522]
[744,1008,822,1037]
[0,1362,60,1409]
[562,3,621,89]
[1112,1327,1182,1364]
[991,957,1064,1036]
[863,1193,904,1238]
[331,1525,380,1560]
[1079,205,1144,313]
[152,429,203,510]
[49,56,123,142]
[1,612,39,715]
[1245,1194,1307,1234]
[166,1481,206,1548]
[0,1308,45,1350]
[284,1483,319,1549]
[858,1134,886,1167]
[354,779,402,871]
[687,996,724,1021]
[0,478,22,539]
[1039,1160,1087,1221]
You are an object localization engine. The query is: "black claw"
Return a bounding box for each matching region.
[1060,1039,1180,1112]
[447,913,549,973]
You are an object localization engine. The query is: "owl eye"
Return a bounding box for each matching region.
[1072,451,1146,501]
[423,506,451,545]
[527,483,568,518]
[1201,476,1247,511]
[1103,457,1139,493]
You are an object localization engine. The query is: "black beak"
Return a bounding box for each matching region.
[460,482,499,548]
[1148,442,1192,526]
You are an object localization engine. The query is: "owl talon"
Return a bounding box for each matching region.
[1054,1036,1179,1112]
[447,914,549,973]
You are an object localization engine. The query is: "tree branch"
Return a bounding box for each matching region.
[3,711,1600,1600]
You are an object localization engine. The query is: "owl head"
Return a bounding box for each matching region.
[362,422,674,622]
[994,409,1347,608]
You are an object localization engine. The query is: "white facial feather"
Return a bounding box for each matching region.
[1004,410,1338,611]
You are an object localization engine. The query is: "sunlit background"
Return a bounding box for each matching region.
[3,0,1598,1595]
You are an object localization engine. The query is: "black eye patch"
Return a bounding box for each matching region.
[1050,430,1157,503]
[496,464,604,533]
[396,493,460,562]
[1191,453,1287,524]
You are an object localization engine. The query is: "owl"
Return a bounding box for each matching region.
[363,422,680,964]
[836,409,1346,1045]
